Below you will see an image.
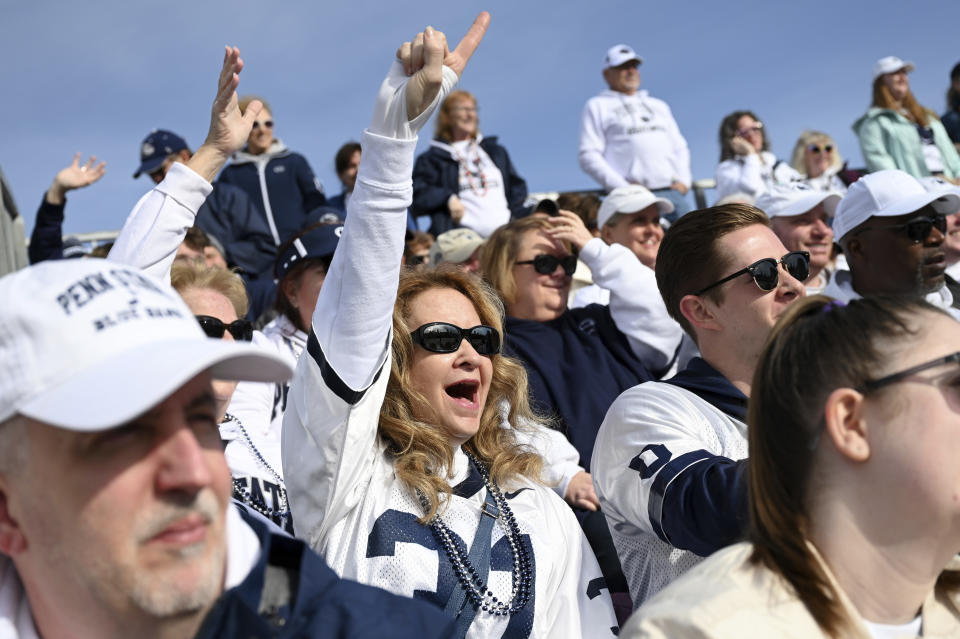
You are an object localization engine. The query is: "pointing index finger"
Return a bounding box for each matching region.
[450,11,490,65]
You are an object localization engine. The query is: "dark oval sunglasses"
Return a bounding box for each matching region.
[515,254,577,276]
[195,315,254,342]
[696,251,810,295]
[855,213,946,245]
[410,322,501,356]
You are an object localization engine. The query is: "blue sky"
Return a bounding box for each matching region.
[4,1,959,237]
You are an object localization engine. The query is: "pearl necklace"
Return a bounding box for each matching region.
[418,452,532,617]
[222,413,290,529]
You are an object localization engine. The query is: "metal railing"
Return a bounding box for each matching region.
[34,179,720,247]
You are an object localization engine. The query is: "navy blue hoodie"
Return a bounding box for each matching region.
[195,507,455,638]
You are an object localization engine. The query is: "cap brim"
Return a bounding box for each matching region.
[875,190,960,218]
[18,337,293,432]
[133,158,165,179]
[769,192,842,218]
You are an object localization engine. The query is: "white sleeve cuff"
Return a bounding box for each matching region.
[155,161,213,215]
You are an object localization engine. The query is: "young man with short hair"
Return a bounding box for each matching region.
[592,203,806,608]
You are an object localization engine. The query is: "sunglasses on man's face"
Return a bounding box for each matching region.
[409,322,501,356]
[515,254,578,276]
[195,315,254,342]
[252,120,274,130]
[696,251,810,295]
[857,213,947,244]
[808,144,834,154]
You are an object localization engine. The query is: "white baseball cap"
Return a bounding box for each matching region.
[919,176,960,213]
[755,183,842,219]
[832,170,960,241]
[430,228,485,265]
[597,185,674,228]
[603,44,643,70]
[872,56,915,80]
[0,259,293,431]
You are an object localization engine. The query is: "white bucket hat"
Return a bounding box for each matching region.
[430,228,486,265]
[0,259,293,431]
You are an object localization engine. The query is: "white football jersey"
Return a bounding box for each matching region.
[283,339,619,638]
[592,380,748,608]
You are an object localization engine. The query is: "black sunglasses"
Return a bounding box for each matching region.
[515,254,577,276]
[859,351,960,393]
[855,213,946,244]
[807,144,834,154]
[195,315,254,342]
[252,120,274,130]
[409,322,501,356]
[696,251,810,295]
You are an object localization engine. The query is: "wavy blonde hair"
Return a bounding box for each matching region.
[872,77,932,126]
[381,266,544,522]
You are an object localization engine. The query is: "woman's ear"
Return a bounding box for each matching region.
[823,387,870,462]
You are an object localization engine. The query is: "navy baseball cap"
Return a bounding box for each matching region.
[133,129,189,178]
[275,224,343,279]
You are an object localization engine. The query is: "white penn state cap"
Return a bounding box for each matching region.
[0,259,293,431]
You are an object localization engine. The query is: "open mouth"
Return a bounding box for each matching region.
[445,380,480,407]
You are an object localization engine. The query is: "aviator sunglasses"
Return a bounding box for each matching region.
[515,254,578,276]
[410,322,502,356]
[252,120,274,130]
[195,315,254,342]
[696,251,810,295]
[808,144,834,154]
[855,213,946,245]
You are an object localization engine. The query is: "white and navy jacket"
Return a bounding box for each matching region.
[282,130,618,639]
[591,358,749,609]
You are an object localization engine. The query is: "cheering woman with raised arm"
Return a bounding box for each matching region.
[282,14,618,639]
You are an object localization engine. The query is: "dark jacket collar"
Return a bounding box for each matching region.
[662,357,747,421]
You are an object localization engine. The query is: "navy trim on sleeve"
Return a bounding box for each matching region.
[306,329,384,406]
[647,449,748,557]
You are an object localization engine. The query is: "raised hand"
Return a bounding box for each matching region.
[399,12,490,121]
[46,153,106,205]
[189,46,261,182]
[545,209,595,252]
[370,12,489,139]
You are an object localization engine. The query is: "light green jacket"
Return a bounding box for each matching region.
[853,107,960,180]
